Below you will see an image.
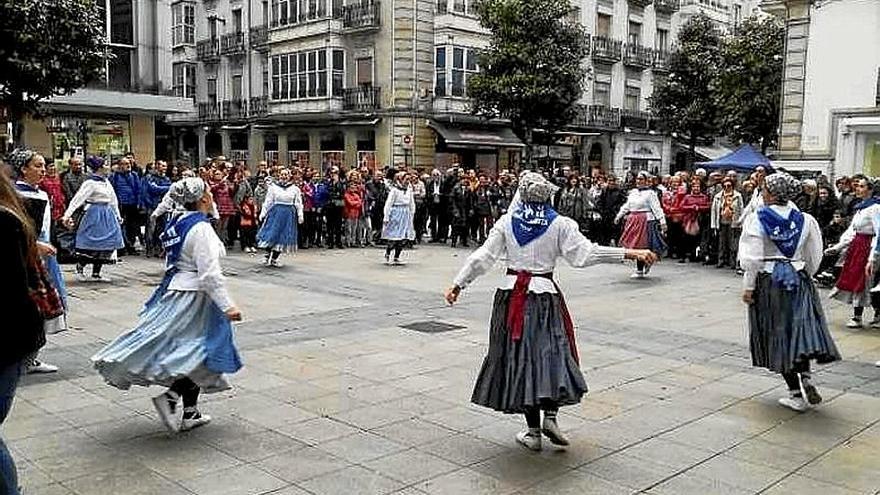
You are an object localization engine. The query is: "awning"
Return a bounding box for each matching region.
[694,143,734,161]
[428,120,525,149]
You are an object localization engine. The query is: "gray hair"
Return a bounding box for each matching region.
[168,178,207,205]
[518,172,559,203]
[763,172,802,205]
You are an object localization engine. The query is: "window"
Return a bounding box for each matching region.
[434,47,446,96]
[271,0,290,26]
[172,62,196,98]
[232,75,243,100]
[655,29,669,53]
[625,85,641,111]
[94,0,136,90]
[597,14,612,37]
[207,78,218,103]
[594,81,611,107]
[263,56,270,96]
[450,47,478,97]
[628,21,641,45]
[356,57,373,86]
[209,18,218,39]
[172,2,196,46]
[270,48,345,101]
[109,0,133,45]
[453,0,465,14]
[733,4,743,28]
[232,9,243,33]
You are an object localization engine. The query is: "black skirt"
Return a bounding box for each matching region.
[471,290,588,413]
[748,271,841,374]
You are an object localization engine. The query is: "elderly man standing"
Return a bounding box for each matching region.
[61,157,88,206]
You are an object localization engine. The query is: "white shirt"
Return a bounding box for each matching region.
[63,178,121,222]
[832,203,880,252]
[739,189,764,224]
[615,189,666,226]
[384,186,415,216]
[151,186,220,220]
[738,202,823,290]
[260,182,304,223]
[167,215,234,311]
[453,213,626,293]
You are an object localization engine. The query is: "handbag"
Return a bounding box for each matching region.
[30,260,65,320]
[683,216,701,236]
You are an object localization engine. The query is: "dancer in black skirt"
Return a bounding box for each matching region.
[444,172,657,451]
[739,172,841,412]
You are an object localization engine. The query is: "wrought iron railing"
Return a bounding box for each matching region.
[343,86,381,111]
[341,1,380,29]
[196,38,220,62]
[249,96,269,117]
[222,99,248,120]
[591,35,622,62]
[250,25,268,49]
[621,109,654,131]
[198,102,222,122]
[653,50,671,72]
[572,105,621,129]
[624,44,654,68]
[654,0,679,13]
[220,31,246,55]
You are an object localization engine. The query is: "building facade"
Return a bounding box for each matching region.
[763,0,880,178]
[678,0,763,31]
[20,0,193,167]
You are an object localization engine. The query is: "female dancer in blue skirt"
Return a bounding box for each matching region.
[739,172,840,412]
[9,149,67,374]
[444,172,657,451]
[257,168,303,267]
[61,156,124,282]
[382,171,415,264]
[92,178,243,433]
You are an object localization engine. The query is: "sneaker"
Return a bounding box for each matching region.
[870,316,880,329]
[269,259,282,268]
[846,318,864,329]
[384,253,391,265]
[75,272,88,282]
[541,417,569,446]
[876,361,880,367]
[151,392,180,433]
[92,275,112,283]
[262,256,271,266]
[181,410,212,431]
[392,258,405,265]
[630,270,644,279]
[778,395,809,412]
[800,377,823,405]
[515,430,542,451]
[26,360,59,374]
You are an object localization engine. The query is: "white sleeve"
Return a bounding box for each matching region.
[614,194,632,224]
[710,194,720,230]
[558,217,626,267]
[649,192,666,227]
[294,187,304,224]
[260,186,276,222]
[831,221,856,252]
[738,213,765,290]
[62,180,93,219]
[108,185,122,222]
[803,215,824,276]
[452,218,507,289]
[191,224,234,311]
[152,191,174,218]
[383,188,395,220]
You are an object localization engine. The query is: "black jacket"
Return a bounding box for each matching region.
[0,209,45,367]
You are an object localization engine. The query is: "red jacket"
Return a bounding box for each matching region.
[39,176,66,220]
[343,189,364,219]
[239,201,257,228]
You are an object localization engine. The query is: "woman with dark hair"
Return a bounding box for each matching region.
[679,178,711,263]
[826,175,880,328]
[557,174,590,233]
[445,172,656,451]
[61,156,125,282]
[740,172,839,411]
[615,171,667,278]
[92,178,243,433]
[257,168,303,267]
[0,172,46,495]
[382,171,416,264]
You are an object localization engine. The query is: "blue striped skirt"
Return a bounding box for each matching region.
[257,204,298,251]
[76,203,124,252]
[382,204,414,241]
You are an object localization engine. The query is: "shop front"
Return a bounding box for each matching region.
[621,138,664,176]
[428,120,524,174]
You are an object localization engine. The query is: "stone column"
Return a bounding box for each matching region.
[247,128,265,172]
[197,128,207,165]
[777,0,812,158]
[277,130,289,166]
[309,130,322,172]
[344,129,358,170]
[220,129,232,159]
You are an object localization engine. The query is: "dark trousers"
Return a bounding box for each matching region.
[428,201,443,241]
[169,377,200,408]
[523,403,558,428]
[0,361,22,495]
[781,362,810,392]
[700,218,716,263]
[716,224,739,267]
[667,222,684,258]
[227,213,241,248]
[120,204,141,252]
[451,222,469,247]
[385,240,405,260]
[302,210,319,247]
[325,206,344,248]
[414,202,427,243]
[240,226,257,250]
[437,203,451,241]
[475,214,493,242]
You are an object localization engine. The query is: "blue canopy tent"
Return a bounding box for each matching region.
[695,144,773,173]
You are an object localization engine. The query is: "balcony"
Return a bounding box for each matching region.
[222,99,248,120]
[621,109,654,131]
[572,105,621,129]
[654,0,679,13]
[196,39,220,63]
[340,1,380,30]
[653,50,671,73]
[624,44,654,69]
[220,31,246,56]
[250,25,268,50]
[343,86,381,111]
[628,0,653,6]
[590,35,622,63]
[436,0,447,13]
[198,102,222,122]
[249,95,269,117]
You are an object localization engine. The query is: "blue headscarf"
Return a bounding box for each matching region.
[757,206,804,291]
[511,172,559,246]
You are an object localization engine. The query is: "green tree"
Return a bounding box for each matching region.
[0,0,106,141]
[650,13,722,167]
[716,17,785,153]
[468,0,589,167]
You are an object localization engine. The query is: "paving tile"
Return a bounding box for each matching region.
[3,412,77,441]
[761,474,864,495]
[255,446,350,482]
[364,448,459,484]
[581,452,677,490]
[119,435,242,479]
[682,453,789,491]
[646,472,751,495]
[317,431,406,463]
[61,468,192,495]
[471,450,573,487]
[371,418,457,447]
[30,445,144,482]
[416,467,519,495]
[331,403,414,430]
[201,429,306,462]
[295,393,368,416]
[800,442,880,492]
[180,464,287,495]
[231,403,318,429]
[620,437,716,471]
[725,438,819,472]
[418,433,507,466]
[16,458,56,490]
[274,416,363,445]
[421,406,497,433]
[12,428,102,461]
[518,469,636,495]
[298,465,404,495]
[27,483,76,495]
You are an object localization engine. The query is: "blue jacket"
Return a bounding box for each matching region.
[140,172,171,210]
[313,181,329,209]
[110,171,142,206]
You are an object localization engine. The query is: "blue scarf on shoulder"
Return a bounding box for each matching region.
[757,206,804,291]
[143,212,211,310]
[854,196,880,211]
[511,201,558,247]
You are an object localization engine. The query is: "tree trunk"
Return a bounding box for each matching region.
[523,127,534,171]
[688,133,698,170]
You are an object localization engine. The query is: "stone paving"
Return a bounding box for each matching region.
[7,245,880,495]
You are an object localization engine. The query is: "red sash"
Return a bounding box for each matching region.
[505,269,579,364]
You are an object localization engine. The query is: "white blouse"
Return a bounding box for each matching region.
[260,182,304,224]
[831,203,880,252]
[167,215,234,311]
[453,213,626,293]
[63,178,121,222]
[738,202,823,290]
[615,189,666,226]
[384,186,415,216]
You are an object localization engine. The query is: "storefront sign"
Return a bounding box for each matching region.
[534,145,573,160]
[624,140,662,161]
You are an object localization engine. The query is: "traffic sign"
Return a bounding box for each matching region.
[402,134,413,150]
